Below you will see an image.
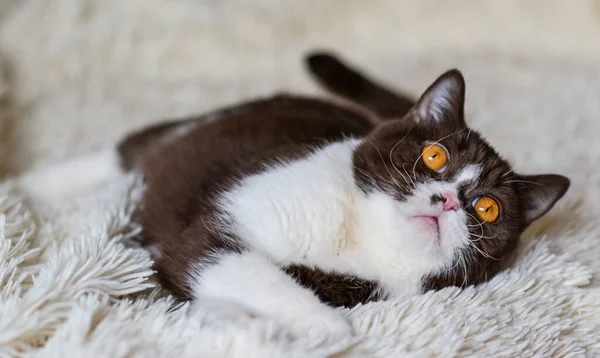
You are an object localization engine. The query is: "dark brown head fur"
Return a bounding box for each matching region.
[310,54,570,291]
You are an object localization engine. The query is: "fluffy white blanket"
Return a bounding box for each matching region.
[1,1,600,356]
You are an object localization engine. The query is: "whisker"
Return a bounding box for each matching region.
[367,138,403,190]
[450,256,461,270]
[463,211,499,260]
[402,164,417,186]
[461,254,468,288]
[388,129,416,187]
[355,166,395,188]
[465,211,485,232]
[468,232,498,241]
[501,170,513,178]
[466,239,498,260]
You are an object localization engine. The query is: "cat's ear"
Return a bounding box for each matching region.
[412,69,466,127]
[515,174,570,226]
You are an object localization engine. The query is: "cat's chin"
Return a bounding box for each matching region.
[407,211,467,257]
[412,216,440,237]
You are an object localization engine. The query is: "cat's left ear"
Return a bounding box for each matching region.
[412,69,466,128]
[515,174,570,227]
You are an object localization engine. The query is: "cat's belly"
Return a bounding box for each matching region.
[217,140,360,265]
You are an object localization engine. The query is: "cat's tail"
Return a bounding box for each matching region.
[305,51,415,120]
[15,147,124,201]
[15,116,204,201]
[15,118,200,201]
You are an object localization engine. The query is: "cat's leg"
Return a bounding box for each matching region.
[189,251,353,338]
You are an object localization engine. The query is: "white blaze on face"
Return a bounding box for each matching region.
[455,164,482,185]
[359,164,484,280]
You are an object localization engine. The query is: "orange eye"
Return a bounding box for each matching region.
[472,196,500,223]
[421,144,448,172]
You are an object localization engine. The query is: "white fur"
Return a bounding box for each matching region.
[13,131,485,337]
[16,147,121,201]
[455,164,482,184]
[14,120,201,202]
[189,251,352,338]
[218,140,362,265]
[194,139,483,334]
[2,0,598,355]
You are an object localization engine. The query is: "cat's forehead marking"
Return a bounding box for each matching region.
[454,164,482,185]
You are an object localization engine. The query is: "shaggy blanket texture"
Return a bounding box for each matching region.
[1,0,600,357]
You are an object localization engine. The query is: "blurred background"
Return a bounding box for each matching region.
[0,0,599,178]
[1,3,599,355]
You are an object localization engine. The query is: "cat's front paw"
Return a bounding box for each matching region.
[190,296,255,326]
[283,308,354,339]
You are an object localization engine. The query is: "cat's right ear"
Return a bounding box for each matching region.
[514,174,570,227]
[410,69,467,128]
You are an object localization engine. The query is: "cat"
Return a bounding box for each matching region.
[18,51,570,338]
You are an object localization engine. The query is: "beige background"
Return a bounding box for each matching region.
[1,0,600,175]
[1,1,600,356]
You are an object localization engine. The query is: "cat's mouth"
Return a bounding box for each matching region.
[413,215,440,238]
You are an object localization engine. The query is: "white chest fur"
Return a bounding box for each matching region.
[217,139,432,297]
[218,140,361,265]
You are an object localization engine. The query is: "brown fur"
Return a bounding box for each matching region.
[117,52,569,307]
[284,265,384,308]
[306,51,415,119]
[120,95,377,301]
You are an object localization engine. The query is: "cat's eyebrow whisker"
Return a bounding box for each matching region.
[389,128,412,158]
[501,170,513,178]
[388,128,415,186]
[395,168,413,188]
[401,165,417,186]
[389,158,412,187]
[367,138,404,190]
[390,159,412,187]
[411,128,468,178]
[355,166,395,188]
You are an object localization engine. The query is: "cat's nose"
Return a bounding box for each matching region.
[441,192,460,211]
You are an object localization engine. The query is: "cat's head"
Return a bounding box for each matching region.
[352,70,569,291]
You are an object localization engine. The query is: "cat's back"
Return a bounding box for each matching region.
[128,95,372,251]
[136,95,372,193]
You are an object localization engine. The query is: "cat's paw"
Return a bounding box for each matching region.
[283,307,354,339]
[190,297,255,326]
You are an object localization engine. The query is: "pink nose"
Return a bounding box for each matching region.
[442,193,460,211]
